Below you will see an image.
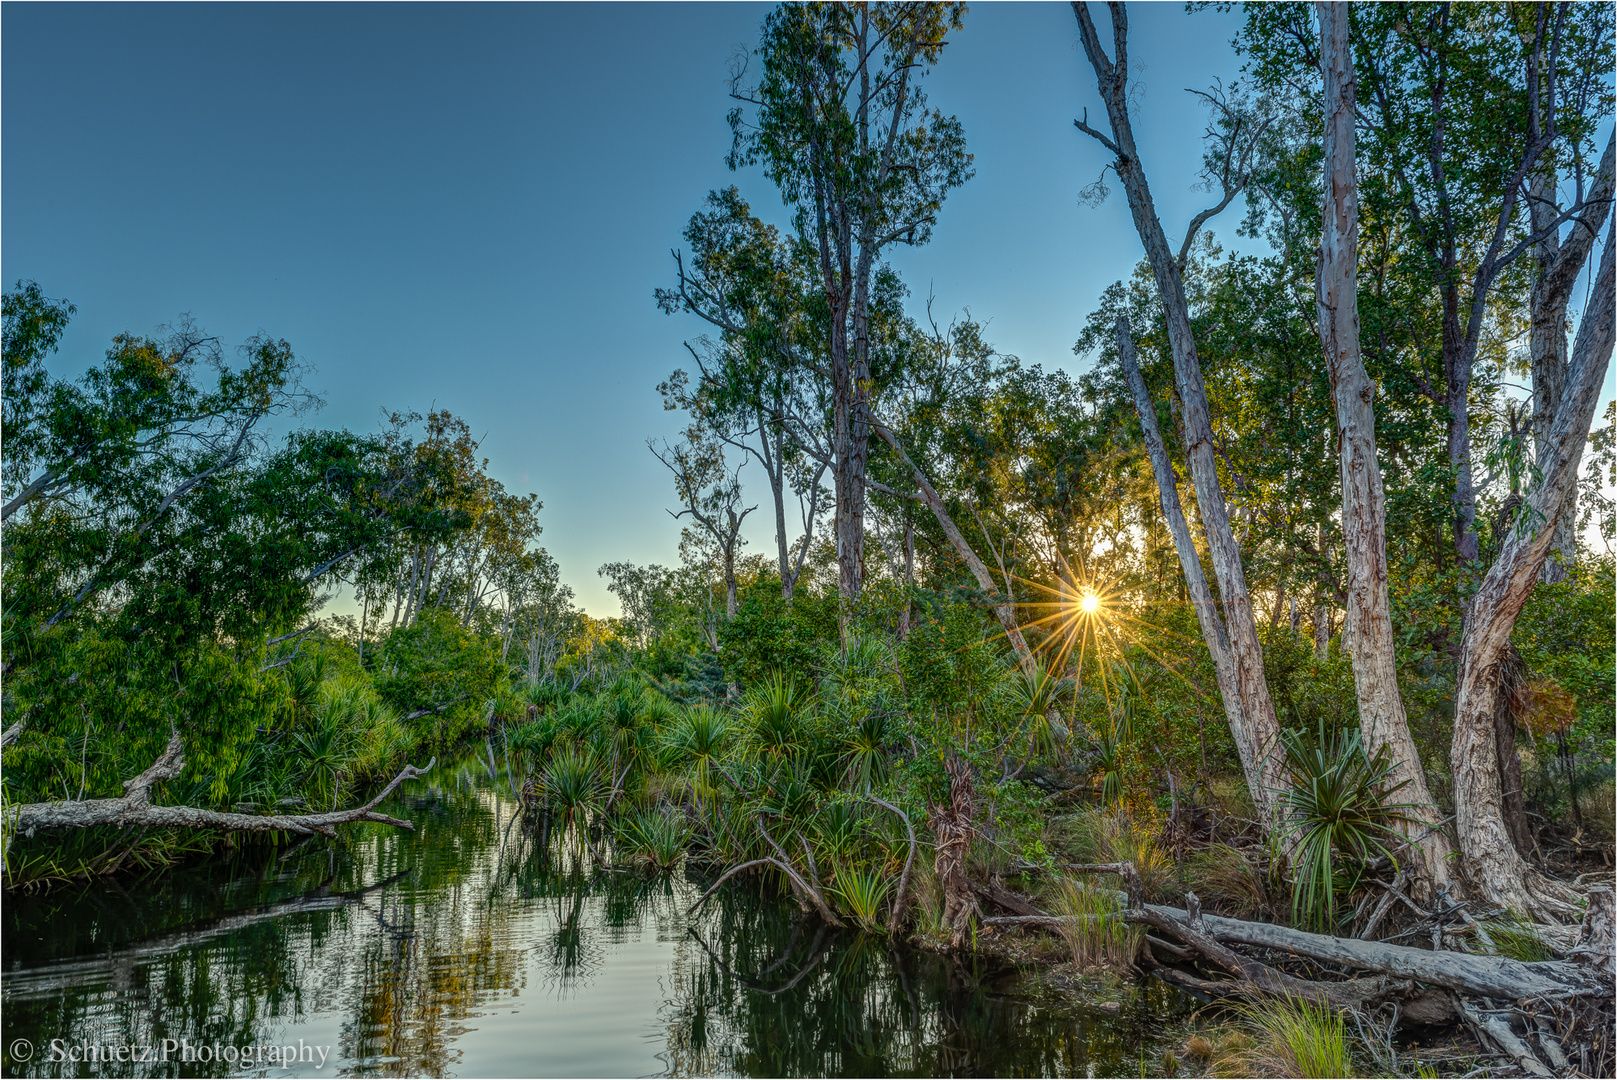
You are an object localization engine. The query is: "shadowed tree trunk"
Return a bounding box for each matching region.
[1452,218,1615,919]
[1530,133,1614,582]
[1314,0,1456,898]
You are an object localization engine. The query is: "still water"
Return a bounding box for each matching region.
[2,762,1188,1077]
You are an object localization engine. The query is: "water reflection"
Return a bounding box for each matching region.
[3,760,1187,1077]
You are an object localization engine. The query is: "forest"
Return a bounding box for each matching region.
[2,2,1614,1077]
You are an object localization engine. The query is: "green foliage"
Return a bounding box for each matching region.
[830,866,892,932]
[619,806,692,869]
[1274,723,1417,931]
[1481,911,1554,963]
[719,588,833,688]
[374,608,503,745]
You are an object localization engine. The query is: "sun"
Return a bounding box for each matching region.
[1080,593,1100,613]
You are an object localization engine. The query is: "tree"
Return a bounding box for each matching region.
[649,428,756,619]
[655,189,829,601]
[726,2,973,613]
[1451,218,1614,917]
[1071,1,1292,826]
[1315,0,1457,894]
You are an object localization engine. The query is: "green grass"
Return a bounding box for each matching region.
[1049,876,1141,967]
[1224,996,1353,1078]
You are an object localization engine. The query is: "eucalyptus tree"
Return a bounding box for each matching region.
[1238,2,1616,912]
[725,1,974,609]
[1071,1,1294,828]
[649,427,756,619]
[657,188,827,601]
[1240,1,1615,567]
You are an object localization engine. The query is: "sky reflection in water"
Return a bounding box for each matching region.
[3,761,1187,1077]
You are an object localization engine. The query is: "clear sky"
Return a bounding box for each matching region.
[4,3,1609,614]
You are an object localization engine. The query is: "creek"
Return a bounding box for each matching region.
[2,760,1191,1077]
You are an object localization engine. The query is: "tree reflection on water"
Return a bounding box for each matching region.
[2,760,1186,1077]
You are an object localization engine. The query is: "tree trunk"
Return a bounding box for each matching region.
[1117,317,1285,823]
[1531,133,1615,581]
[761,412,795,599]
[1074,1,1287,826]
[932,756,980,949]
[1315,0,1456,898]
[871,418,1035,675]
[1452,219,1614,919]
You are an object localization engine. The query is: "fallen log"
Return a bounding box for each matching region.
[974,878,1049,918]
[5,735,436,840]
[1160,902,1605,1000]
[986,899,1604,1000]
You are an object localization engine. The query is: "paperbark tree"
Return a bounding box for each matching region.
[1315,1,1456,896]
[728,3,972,615]
[1116,317,1279,821]
[1071,1,1289,824]
[1530,130,1615,581]
[1451,217,1615,918]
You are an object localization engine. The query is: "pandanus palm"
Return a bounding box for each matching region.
[1007,658,1074,761]
[1274,721,1416,930]
[542,746,603,835]
[664,705,732,806]
[745,672,813,761]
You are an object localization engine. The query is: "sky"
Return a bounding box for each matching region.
[4,3,1610,615]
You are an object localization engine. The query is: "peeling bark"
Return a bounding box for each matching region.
[1452,219,1615,918]
[1315,1,1455,898]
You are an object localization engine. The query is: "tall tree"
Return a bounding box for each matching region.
[727,2,973,614]
[1071,1,1291,824]
[1452,219,1615,917]
[1315,0,1456,895]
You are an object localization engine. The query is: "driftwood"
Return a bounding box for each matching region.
[1459,999,1555,1077]
[6,735,436,840]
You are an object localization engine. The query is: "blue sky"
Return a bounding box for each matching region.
[5,3,1607,614]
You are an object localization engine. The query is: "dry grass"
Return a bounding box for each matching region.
[1211,997,1354,1078]
[1181,842,1271,918]
[1208,776,1257,822]
[1585,779,1615,843]
[1054,807,1174,899]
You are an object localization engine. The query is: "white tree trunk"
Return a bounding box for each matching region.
[1315,0,1456,897]
[1453,219,1615,919]
[1117,317,1282,822]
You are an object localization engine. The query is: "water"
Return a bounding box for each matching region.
[3,762,1189,1077]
